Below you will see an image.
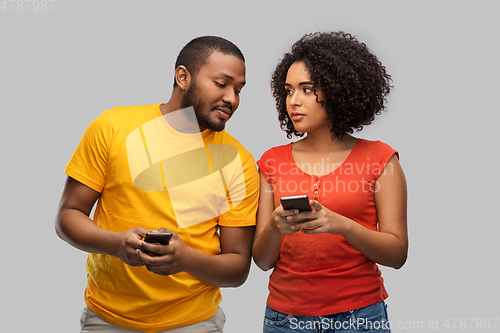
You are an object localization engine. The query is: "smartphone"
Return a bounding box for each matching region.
[280,195,312,212]
[144,232,172,245]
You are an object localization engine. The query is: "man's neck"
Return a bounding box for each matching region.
[160,102,205,134]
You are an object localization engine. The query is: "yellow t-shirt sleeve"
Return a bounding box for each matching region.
[218,152,259,227]
[65,111,110,192]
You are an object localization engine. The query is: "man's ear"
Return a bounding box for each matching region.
[174,65,191,92]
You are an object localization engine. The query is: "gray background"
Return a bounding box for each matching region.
[1,0,499,332]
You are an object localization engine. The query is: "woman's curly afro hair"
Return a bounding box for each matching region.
[271,31,392,139]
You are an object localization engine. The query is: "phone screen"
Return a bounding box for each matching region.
[144,232,172,245]
[280,195,312,212]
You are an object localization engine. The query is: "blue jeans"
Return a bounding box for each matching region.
[263,301,391,333]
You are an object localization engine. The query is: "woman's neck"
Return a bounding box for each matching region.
[297,130,357,153]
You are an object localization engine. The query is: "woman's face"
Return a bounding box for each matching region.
[285,61,329,134]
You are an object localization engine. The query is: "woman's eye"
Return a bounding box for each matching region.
[303,87,312,93]
[286,89,293,95]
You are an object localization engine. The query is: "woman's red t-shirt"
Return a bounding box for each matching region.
[257,139,398,315]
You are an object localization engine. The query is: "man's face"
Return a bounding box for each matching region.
[181,51,246,132]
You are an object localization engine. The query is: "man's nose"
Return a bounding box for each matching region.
[222,89,238,108]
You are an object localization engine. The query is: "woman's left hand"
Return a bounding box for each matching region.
[290,200,348,235]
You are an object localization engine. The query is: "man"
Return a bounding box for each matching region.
[56,36,259,332]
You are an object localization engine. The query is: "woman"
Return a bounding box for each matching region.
[253,32,408,332]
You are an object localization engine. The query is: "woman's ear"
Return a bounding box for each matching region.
[174,65,191,91]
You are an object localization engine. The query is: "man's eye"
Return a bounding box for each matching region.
[234,89,241,96]
[215,81,226,88]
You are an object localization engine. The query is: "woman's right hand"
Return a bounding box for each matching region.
[269,206,309,235]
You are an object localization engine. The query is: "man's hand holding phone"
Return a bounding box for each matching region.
[137,229,192,276]
[140,230,172,257]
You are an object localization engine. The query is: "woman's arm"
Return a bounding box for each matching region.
[296,155,408,269]
[251,171,286,271]
[347,154,408,268]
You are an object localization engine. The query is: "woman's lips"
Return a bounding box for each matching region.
[290,113,305,121]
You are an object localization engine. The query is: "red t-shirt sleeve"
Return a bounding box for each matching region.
[256,146,281,184]
[371,141,399,181]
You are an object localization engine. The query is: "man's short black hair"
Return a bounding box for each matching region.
[173,36,245,88]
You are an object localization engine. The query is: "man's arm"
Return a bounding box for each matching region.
[55,176,149,266]
[136,145,258,286]
[137,225,255,287]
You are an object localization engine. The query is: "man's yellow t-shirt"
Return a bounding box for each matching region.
[65,104,259,332]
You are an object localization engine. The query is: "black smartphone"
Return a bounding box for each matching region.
[280,195,312,212]
[144,232,172,245]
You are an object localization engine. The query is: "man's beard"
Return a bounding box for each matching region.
[181,81,226,132]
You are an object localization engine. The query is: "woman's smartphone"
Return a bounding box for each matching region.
[144,232,172,245]
[280,195,312,212]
